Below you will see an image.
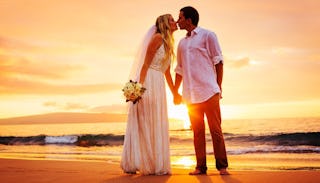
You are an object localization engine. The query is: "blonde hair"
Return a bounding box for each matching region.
[156,14,175,63]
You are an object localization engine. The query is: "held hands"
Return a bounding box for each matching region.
[171,76,182,105]
[173,92,182,105]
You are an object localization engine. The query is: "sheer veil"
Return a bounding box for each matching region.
[129,25,156,81]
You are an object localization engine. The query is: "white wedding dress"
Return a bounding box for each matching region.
[120,44,171,175]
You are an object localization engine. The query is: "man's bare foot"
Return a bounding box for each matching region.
[219,168,230,175]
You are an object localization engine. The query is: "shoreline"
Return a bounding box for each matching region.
[1,151,319,171]
[1,158,320,183]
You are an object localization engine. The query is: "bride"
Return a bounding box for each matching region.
[120,14,177,175]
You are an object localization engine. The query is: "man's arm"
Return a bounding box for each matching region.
[215,61,223,94]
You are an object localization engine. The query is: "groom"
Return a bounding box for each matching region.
[173,6,229,175]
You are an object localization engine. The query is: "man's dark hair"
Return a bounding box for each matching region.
[180,6,199,26]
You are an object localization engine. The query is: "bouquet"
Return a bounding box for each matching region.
[122,80,146,104]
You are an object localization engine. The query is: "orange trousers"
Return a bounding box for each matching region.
[187,94,228,171]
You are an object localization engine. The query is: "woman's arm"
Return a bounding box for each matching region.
[139,33,163,84]
[165,65,174,94]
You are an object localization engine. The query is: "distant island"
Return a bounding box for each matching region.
[0,112,128,125]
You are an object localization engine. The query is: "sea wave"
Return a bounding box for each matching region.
[225,132,320,146]
[0,132,319,151]
[45,135,78,144]
[0,134,124,147]
[225,146,320,155]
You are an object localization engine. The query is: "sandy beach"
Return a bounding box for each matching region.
[1,158,319,183]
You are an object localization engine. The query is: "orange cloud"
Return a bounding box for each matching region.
[89,104,127,113]
[43,101,89,111]
[0,56,80,79]
[0,54,109,95]
[0,36,84,80]
[0,38,121,95]
[0,76,121,95]
[222,59,320,105]
[226,57,251,68]
[0,36,38,51]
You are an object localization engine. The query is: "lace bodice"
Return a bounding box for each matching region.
[149,44,170,73]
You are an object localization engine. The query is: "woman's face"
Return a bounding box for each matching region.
[168,15,178,32]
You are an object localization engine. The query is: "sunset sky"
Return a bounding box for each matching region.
[1,0,319,120]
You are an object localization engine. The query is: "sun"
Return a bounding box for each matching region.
[166,89,191,129]
[168,103,191,129]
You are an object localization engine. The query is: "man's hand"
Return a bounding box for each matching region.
[173,93,182,105]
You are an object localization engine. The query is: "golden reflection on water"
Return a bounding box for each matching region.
[171,156,195,168]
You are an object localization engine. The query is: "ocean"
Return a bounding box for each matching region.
[0,117,319,171]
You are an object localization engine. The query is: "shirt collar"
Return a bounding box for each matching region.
[193,27,201,34]
[187,27,201,37]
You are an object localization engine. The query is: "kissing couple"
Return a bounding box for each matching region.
[121,6,229,176]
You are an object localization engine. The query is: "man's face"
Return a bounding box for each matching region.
[177,11,187,30]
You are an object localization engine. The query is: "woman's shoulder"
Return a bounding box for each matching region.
[149,33,163,48]
[152,33,163,42]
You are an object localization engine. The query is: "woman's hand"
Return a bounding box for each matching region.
[173,92,182,105]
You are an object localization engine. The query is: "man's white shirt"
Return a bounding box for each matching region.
[175,27,223,104]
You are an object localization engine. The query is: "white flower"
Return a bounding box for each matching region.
[122,80,146,104]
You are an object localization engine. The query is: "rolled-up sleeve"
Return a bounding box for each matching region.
[207,32,223,65]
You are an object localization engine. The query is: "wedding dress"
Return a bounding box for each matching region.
[120,44,171,175]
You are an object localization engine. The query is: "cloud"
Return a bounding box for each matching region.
[0,37,80,81]
[0,76,121,95]
[226,57,251,68]
[222,58,320,105]
[0,36,36,51]
[0,54,111,95]
[310,54,320,62]
[0,36,121,96]
[0,55,82,80]
[89,104,127,113]
[43,101,59,107]
[43,101,89,111]
[43,103,127,114]
[0,55,121,95]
